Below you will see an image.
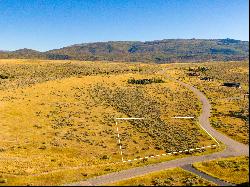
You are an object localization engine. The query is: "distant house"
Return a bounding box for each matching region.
[200,77,213,81]
[222,82,241,88]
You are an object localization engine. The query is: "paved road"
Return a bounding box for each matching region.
[66,73,249,186]
[173,78,249,156]
[181,164,234,186]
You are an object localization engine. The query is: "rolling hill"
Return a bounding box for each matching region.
[0,38,248,63]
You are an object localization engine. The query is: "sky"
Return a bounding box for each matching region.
[0,0,249,51]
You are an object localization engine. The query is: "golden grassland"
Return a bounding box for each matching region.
[0,59,161,90]
[0,59,247,185]
[108,167,216,186]
[193,156,249,184]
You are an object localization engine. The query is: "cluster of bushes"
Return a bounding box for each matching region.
[188,61,249,84]
[217,160,241,169]
[89,84,201,152]
[186,66,209,77]
[128,78,164,85]
[188,66,208,72]
[0,74,8,79]
[228,110,249,121]
[150,176,207,186]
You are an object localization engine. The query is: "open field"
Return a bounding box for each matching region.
[0,59,161,90]
[108,167,216,186]
[193,156,249,185]
[0,59,247,185]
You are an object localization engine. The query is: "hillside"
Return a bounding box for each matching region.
[0,48,43,59]
[0,39,248,63]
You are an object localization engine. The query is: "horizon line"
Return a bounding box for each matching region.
[1,37,249,52]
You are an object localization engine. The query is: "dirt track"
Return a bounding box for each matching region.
[66,74,249,186]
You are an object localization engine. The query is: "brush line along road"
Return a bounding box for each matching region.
[66,72,249,186]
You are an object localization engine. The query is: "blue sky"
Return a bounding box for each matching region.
[0,0,249,51]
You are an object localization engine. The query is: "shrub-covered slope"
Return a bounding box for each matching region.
[0,39,248,63]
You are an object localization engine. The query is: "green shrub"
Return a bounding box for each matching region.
[128,78,164,85]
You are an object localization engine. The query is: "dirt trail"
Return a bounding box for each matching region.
[65,72,249,186]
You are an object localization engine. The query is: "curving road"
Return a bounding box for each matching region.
[66,73,249,186]
[181,164,234,186]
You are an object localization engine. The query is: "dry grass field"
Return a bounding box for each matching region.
[193,156,249,185]
[108,167,215,186]
[0,59,247,185]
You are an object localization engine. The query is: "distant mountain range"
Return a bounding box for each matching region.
[0,38,248,63]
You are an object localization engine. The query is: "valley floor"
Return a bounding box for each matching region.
[0,59,248,185]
